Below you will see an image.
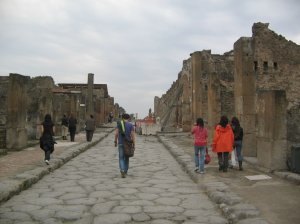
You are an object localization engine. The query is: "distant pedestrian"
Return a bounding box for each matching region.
[61,114,68,140]
[108,112,113,123]
[231,117,244,171]
[68,113,77,142]
[212,116,234,172]
[191,118,208,174]
[40,114,56,165]
[114,113,135,178]
[85,114,96,142]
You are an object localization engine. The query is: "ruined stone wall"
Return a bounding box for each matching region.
[252,22,300,148]
[207,52,234,142]
[161,79,183,131]
[155,50,234,135]
[26,76,55,139]
[234,37,257,157]
[0,76,9,149]
[180,59,192,131]
[154,59,193,132]
[6,74,30,150]
[155,22,299,171]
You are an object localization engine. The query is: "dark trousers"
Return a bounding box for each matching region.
[86,130,94,142]
[43,145,52,161]
[69,127,76,142]
[217,152,229,171]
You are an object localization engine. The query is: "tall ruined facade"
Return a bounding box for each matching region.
[155,22,300,171]
[155,50,234,138]
[0,73,119,152]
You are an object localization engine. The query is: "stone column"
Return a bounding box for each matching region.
[190,52,202,123]
[6,73,30,150]
[207,72,221,143]
[234,37,257,156]
[87,73,94,116]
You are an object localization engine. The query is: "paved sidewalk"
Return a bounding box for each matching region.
[158,132,300,224]
[0,126,115,205]
[0,133,228,224]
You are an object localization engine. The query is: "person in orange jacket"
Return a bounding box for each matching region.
[212,116,234,172]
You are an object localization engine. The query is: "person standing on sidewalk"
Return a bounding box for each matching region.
[191,118,208,174]
[231,116,244,171]
[40,114,56,165]
[85,114,96,142]
[61,114,68,140]
[212,116,234,172]
[68,113,77,142]
[114,113,135,178]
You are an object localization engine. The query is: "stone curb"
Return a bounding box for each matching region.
[157,134,269,224]
[0,128,114,205]
[243,157,300,185]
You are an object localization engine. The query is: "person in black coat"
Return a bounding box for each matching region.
[68,113,77,142]
[40,114,56,165]
[231,117,244,170]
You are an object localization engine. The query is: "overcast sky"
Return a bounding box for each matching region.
[0,0,299,118]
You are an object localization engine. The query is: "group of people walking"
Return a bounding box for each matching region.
[41,111,241,177]
[192,115,243,174]
[40,113,96,165]
[61,113,78,142]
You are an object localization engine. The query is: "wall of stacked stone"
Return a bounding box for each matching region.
[155,50,235,137]
[26,76,55,139]
[0,74,118,151]
[0,76,9,149]
[252,23,300,147]
[156,22,300,171]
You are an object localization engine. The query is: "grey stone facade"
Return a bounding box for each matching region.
[0,73,119,152]
[155,22,300,171]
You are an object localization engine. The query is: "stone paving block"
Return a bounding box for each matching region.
[236,217,269,224]
[94,213,132,224]
[228,203,260,220]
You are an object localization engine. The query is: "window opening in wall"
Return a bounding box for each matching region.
[274,62,278,70]
[205,84,208,91]
[254,61,258,71]
[263,61,268,71]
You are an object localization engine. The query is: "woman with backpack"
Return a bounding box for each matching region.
[231,116,244,171]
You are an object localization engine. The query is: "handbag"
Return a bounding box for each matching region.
[123,138,135,157]
[205,147,211,164]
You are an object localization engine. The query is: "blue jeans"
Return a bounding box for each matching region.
[194,146,206,171]
[234,140,243,162]
[118,144,129,173]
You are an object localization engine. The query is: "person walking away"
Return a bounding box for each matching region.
[212,116,234,172]
[231,116,244,171]
[68,113,77,142]
[191,118,208,174]
[85,114,96,142]
[61,114,68,140]
[40,114,56,165]
[114,113,135,178]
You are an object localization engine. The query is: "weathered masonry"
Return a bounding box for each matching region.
[155,22,300,171]
[0,73,120,153]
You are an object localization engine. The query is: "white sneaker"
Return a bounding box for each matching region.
[199,171,205,174]
[194,167,199,172]
[45,160,49,165]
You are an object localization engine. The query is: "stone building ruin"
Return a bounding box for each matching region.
[0,73,120,154]
[155,22,300,171]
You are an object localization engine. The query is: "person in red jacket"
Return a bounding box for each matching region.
[212,116,234,172]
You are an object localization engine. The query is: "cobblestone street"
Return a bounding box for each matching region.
[0,133,227,224]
